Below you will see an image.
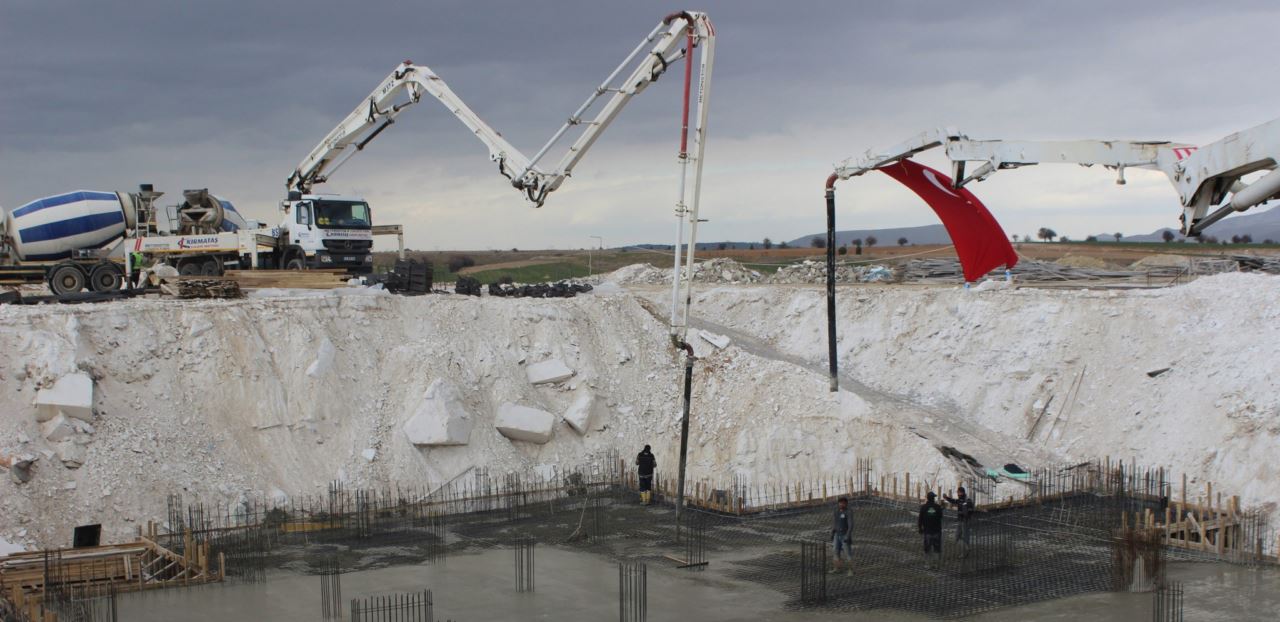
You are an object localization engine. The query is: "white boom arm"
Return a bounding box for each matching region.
[287,11,716,210]
[829,117,1280,235]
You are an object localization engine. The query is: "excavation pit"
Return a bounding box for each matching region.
[53,490,1274,621]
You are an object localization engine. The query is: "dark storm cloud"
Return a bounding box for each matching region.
[2,1,1279,246]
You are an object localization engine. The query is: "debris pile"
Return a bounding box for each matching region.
[610,258,764,284]
[768,260,895,284]
[160,277,243,299]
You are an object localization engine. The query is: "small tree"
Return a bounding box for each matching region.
[837,245,848,255]
[1037,227,1057,242]
[447,255,476,273]
[865,236,878,248]
[1085,235,1098,243]
[748,243,755,250]
[762,237,773,250]
[1241,234,1253,244]
[1011,234,1020,243]
[897,237,908,246]
[810,236,826,249]
[778,241,790,249]
[1113,232,1122,242]
[1161,230,1176,243]
[1059,236,1071,243]
[1264,239,1275,245]
[717,242,728,251]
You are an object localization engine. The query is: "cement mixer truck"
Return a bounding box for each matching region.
[1,184,399,295]
[0,185,343,295]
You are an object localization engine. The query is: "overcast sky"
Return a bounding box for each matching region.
[3,1,1278,250]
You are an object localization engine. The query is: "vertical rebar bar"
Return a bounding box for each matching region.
[514,536,536,593]
[619,561,647,622]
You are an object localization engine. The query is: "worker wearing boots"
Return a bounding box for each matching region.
[831,497,853,575]
[918,491,944,569]
[636,445,656,505]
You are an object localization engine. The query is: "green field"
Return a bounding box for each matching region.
[467,262,591,284]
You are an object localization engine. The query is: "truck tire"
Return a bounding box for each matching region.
[201,260,221,276]
[48,263,88,296]
[179,262,202,276]
[285,257,305,270]
[88,262,123,292]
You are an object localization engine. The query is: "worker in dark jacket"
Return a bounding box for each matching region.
[636,445,656,505]
[943,486,975,554]
[831,497,853,575]
[918,491,944,569]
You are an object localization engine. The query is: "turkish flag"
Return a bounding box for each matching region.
[877,159,1018,282]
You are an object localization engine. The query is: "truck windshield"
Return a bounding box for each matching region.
[313,201,371,229]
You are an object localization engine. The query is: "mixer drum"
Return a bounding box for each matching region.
[3,190,128,261]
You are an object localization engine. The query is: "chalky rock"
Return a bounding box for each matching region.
[34,373,94,423]
[495,403,556,444]
[562,391,595,435]
[403,380,473,446]
[526,359,574,385]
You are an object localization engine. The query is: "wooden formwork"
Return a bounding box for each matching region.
[0,523,222,621]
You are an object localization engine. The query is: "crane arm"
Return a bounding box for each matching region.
[287,11,715,208]
[830,118,1280,235]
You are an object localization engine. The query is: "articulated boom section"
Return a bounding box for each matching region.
[288,11,715,209]
[830,117,1280,235]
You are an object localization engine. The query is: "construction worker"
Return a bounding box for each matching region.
[830,497,853,575]
[636,445,656,505]
[943,486,975,555]
[129,251,145,288]
[918,491,944,569]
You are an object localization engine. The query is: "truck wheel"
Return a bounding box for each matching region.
[179,262,202,276]
[48,263,87,296]
[88,262,123,292]
[285,257,305,270]
[201,260,221,276]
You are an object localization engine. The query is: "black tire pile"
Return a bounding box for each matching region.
[487,281,593,298]
[384,259,434,294]
[454,276,483,296]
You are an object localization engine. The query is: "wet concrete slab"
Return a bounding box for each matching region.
[116,546,1279,621]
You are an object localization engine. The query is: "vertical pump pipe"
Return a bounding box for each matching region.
[675,341,695,523]
[825,174,840,392]
[669,31,697,333]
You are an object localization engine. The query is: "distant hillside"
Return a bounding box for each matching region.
[787,224,951,248]
[1107,205,1280,243]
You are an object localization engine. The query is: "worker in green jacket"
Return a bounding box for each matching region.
[129,251,145,288]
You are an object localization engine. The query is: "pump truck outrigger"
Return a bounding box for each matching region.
[284,11,716,336]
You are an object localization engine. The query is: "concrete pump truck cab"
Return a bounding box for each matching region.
[278,191,375,273]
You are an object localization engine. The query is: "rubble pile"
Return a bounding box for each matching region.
[768,260,895,284]
[610,258,764,284]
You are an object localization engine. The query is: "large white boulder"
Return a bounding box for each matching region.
[525,359,574,385]
[34,373,94,422]
[403,379,473,446]
[495,403,556,444]
[562,391,595,435]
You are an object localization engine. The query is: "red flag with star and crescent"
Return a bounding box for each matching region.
[877,159,1018,282]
